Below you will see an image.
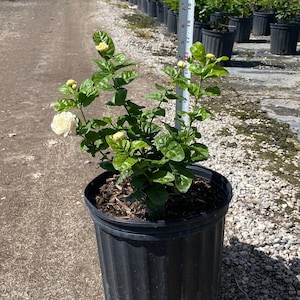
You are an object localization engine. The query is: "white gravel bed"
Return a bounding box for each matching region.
[95,0,300,298]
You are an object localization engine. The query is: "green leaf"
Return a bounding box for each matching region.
[129,140,149,155]
[114,71,138,87]
[154,135,185,162]
[155,84,167,91]
[145,92,165,102]
[190,143,209,162]
[85,117,112,129]
[175,172,193,193]
[146,184,168,206]
[170,164,194,193]
[166,91,185,101]
[173,76,189,90]
[113,152,137,171]
[126,190,147,203]
[188,83,200,98]
[113,53,137,68]
[92,72,114,90]
[99,160,115,171]
[205,65,229,79]
[131,174,148,191]
[189,62,204,76]
[93,59,114,73]
[125,100,144,115]
[77,79,99,106]
[113,53,126,64]
[164,123,178,136]
[117,169,134,185]
[58,85,74,95]
[108,88,127,106]
[79,79,96,96]
[149,157,169,166]
[106,135,123,152]
[193,108,211,121]
[142,122,161,135]
[151,170,175,184]
[190,42,206,63]
[162,66,178,79]
[53,98,78,112]
[142,107,165,119]
[77,92,98,107]
[116,115,128,127]
[217,56,229,62]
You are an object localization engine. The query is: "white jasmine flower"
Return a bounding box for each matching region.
[51,112,78,137]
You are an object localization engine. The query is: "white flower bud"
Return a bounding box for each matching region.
[177,61,187,69]
[95,42,109,53]
[206,53,215,60]
[112,131,126,142]
[66,79,77,87]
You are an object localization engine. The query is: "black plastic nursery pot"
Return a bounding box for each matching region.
[252,11,275,36]
[156,1,164,23]
[229,17,253,42]
[84,165,232,300]
[193,21,210,43]
[202,29,236,60]
[140,0,148,14]
[167,10,178,34]
[297,13,300,42]
[270,23,299,55]
[147,0,157,18]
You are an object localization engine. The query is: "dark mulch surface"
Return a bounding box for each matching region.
[94,174,220,221]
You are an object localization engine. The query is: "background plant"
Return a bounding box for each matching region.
[230,0,253,18]
[273,0,300,23]
[162,0,179,12]
[253,0,275,12]
[205,0,233,31]
[195,0,213,23]
[51,31,228,219]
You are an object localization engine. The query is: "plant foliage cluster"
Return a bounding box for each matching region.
[51,31,229,218]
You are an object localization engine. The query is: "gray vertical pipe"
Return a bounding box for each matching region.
[176,0,195,129]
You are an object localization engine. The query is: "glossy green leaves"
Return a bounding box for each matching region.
[51,30,229,219]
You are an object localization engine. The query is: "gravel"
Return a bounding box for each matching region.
[95,0,300,298]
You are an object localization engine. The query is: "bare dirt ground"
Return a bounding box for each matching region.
[0,0,299,299]
[0,0,108,298]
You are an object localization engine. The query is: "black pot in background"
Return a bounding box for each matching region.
[156,1,164,23]
[193,21,210,43]
[84,165,232,300]
[252,11,276,36]
[163,4,169,25]
[140,0,148,13]
[202,29,236,60]
[229,17,253,42]
[167,10,178,34]
[147,0,157,18]
[297,13,300,42]
[270,23,299,55]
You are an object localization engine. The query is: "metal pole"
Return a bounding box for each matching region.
[176,0,195,130]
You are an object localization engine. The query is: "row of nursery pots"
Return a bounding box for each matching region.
[130,0,300,56]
